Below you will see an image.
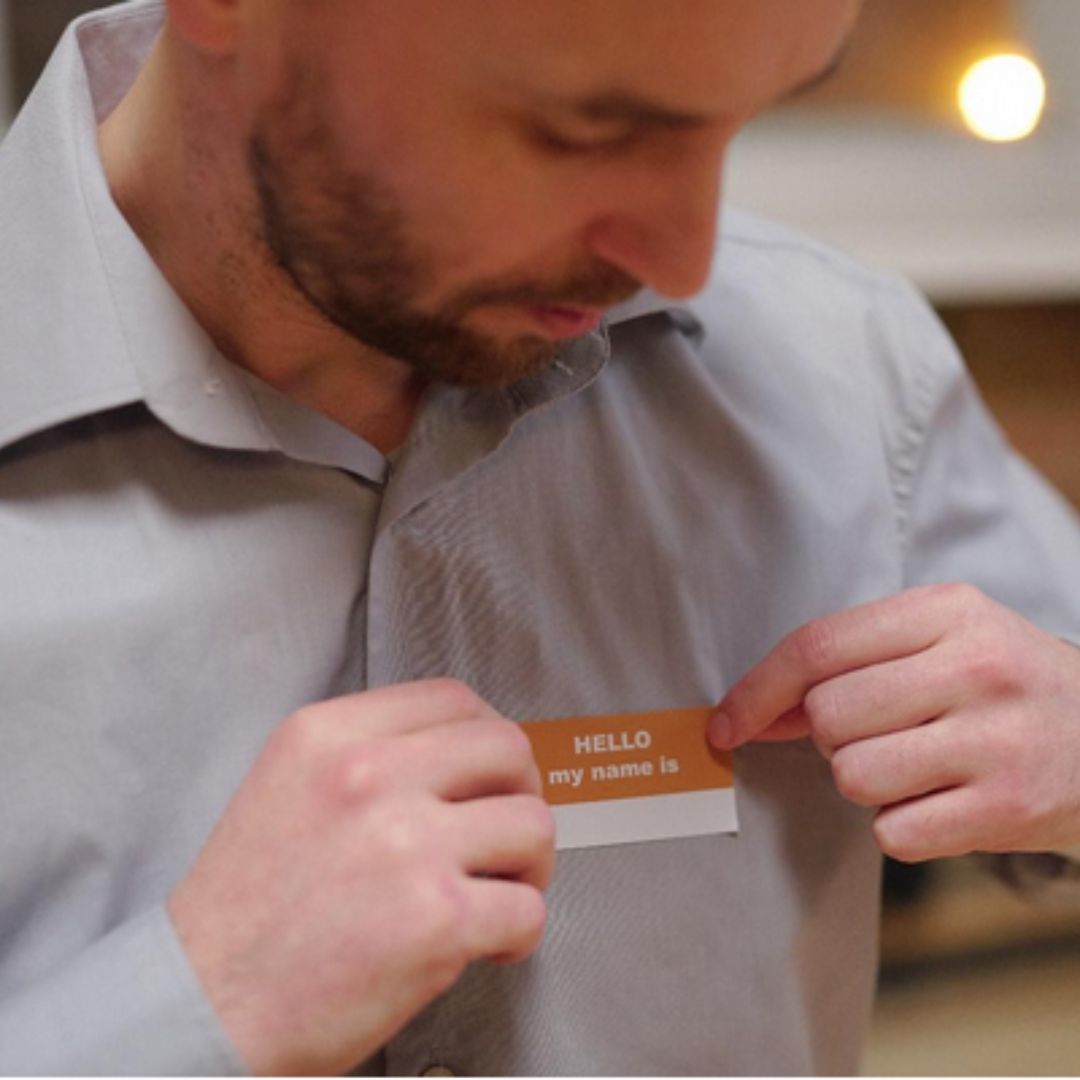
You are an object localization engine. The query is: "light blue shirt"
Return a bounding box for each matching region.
[3,2,1080,1074]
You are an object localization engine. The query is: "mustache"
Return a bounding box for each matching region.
[441,262,642,320]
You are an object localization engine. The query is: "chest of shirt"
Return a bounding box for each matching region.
[0,335,903,885]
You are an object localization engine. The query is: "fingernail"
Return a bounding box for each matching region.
[707,710,732,749]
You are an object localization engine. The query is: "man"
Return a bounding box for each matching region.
[2,0,1080,1073]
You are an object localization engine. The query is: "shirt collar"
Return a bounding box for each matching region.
[605,288,695,329]
[0,6,145,454]
[0,1,279,455]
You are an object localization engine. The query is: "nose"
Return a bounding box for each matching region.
[583,140,726,300]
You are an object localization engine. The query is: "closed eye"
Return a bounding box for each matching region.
[528,125,640,157]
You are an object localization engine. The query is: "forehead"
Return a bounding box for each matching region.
[472,0,855,102]
[285,0,859,117]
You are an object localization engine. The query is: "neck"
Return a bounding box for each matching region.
[97,30,423,454]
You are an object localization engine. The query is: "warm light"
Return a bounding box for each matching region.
[958,54,1047,142]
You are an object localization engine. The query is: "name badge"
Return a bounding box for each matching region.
[521,707,737,851]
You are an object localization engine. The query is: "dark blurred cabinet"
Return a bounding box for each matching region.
[6,0,118,107]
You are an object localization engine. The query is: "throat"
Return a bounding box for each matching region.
[265,353,428,456]
[356,390,425,456]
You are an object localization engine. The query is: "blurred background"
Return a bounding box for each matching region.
[3,1,1080,1074]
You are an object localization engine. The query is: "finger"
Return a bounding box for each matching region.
[450,795,556,891]
[800,645,969,755]
[740,707,812,743]
[462,878,548,964]
[316,678,505,739]
[407,719,542,800]
[872,784,995,862]
[829,720,975,809]
[710,585,960,749]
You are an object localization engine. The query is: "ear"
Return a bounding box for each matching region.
[165,0,243,56]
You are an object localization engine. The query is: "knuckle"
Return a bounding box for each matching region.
[874,822,914,863]
[831,747,875,806]
[495,888,549,964]
[788,618,837,675]
[515,889,549,954]
[333,741,395,804]
[875,794,983,862]
[531,799,557,850]
[802,684,843,747]
[409,870,468,946]
[873,815,928,863]
[721,679,756,732]
[371,801,429,863]
[518,798,557,869]
[424,677,483,717]
[463,719,537,784]
[962,644,1025,698]
[498,721,538,773]
[414,877,471,989]
[938,581,987,614]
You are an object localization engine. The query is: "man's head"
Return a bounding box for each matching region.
[165,0,858,387]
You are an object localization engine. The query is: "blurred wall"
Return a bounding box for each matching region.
[727,0,1080,306]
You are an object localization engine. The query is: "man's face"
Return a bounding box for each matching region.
[240,0,857,387]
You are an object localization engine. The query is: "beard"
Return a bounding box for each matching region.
[248,73,640,389]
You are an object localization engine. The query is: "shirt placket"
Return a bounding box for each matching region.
[363,337,607,1075]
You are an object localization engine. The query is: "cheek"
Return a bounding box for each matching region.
[403,158,592,285]
[326,80,595,282]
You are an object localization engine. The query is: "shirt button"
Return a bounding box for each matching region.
[421,1067,455,1078]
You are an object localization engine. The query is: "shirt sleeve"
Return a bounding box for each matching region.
[879,283,1080,869]
[878,282,1080,645]
[0,904,247,1075]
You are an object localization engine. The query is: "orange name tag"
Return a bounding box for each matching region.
[521,707,737,850]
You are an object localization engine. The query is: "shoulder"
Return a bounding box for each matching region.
[679,207,963,422]
[693,206,934,338]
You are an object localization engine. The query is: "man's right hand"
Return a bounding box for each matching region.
[167,679,554,1075]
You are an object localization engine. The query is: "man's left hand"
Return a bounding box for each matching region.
[708,584,1080,861]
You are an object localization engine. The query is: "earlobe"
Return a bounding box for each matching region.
[165,0,243,56]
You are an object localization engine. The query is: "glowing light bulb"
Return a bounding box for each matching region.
[958,54,1047,142]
